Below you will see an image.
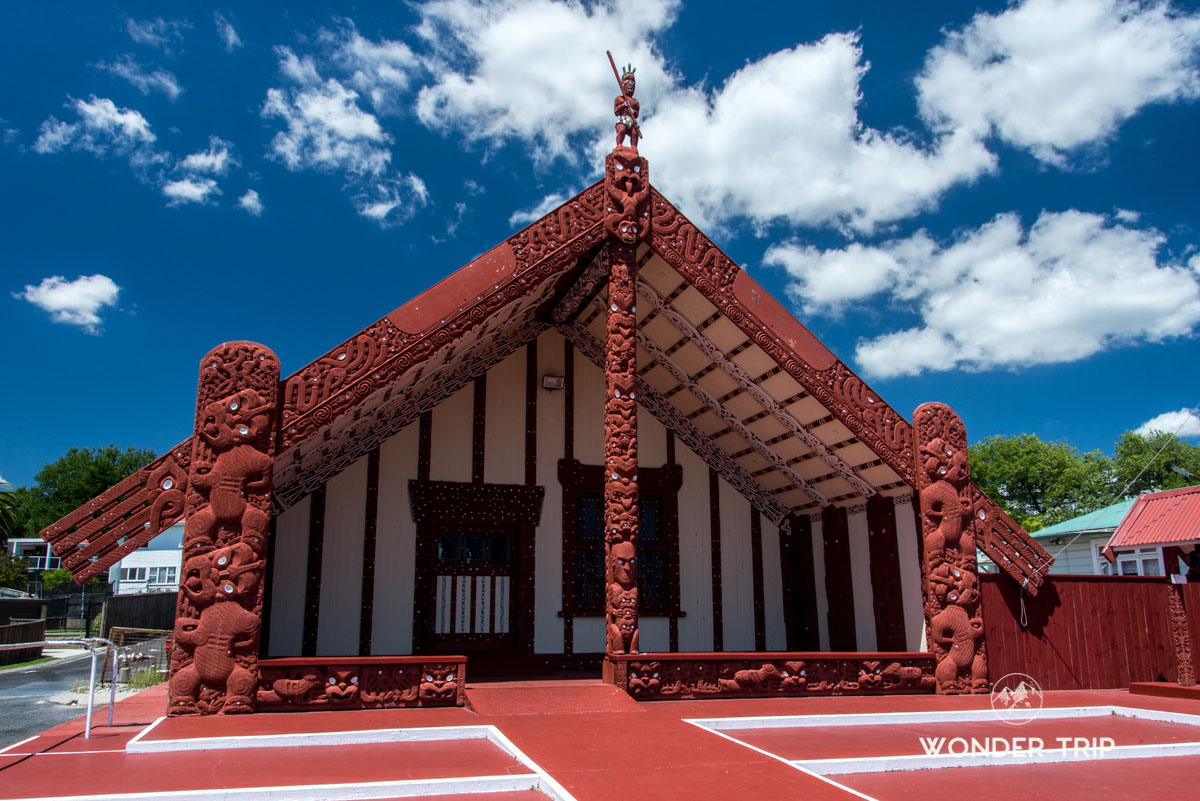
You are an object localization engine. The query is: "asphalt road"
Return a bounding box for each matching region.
[0,653,97,749]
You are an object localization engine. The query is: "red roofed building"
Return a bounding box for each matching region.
[1104,484,1200,576]
[35,67,1056,717]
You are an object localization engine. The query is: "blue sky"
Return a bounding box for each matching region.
[3,0,1200,488]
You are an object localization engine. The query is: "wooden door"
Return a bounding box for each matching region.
[429,524,517,652]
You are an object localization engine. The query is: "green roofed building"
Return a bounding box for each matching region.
[979,497,1166,577]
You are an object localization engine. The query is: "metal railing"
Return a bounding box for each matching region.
[0,638,117,738]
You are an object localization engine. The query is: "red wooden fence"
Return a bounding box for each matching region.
[981,573,1179,690]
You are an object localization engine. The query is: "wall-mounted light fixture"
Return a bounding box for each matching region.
[542,375,565,391]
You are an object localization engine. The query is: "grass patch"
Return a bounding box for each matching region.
[127,667,165,690]
[0,656,55,671]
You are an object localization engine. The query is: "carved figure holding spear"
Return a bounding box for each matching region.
[608,51,641,151]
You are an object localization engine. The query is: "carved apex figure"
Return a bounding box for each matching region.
[913,402,988,694]
[604,55,650,244]
[170,341,280,715]
[610,58,641,151]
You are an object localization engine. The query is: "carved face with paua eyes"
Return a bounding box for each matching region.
[611,540,636,587]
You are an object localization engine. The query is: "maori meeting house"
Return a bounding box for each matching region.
[38,65,1064,716]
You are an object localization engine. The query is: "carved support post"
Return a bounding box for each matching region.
[602,145,650,674]
[169,342,281,715]
[912,403,988,694]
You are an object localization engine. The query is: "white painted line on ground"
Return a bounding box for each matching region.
[485,725,578,801]
[686,705,1115,730]
[686,721,881,801]
[2,773,544,801]
[119,720,577,801]
[795,741,1200,774]
[0,735,39,755]
[689,704,1200,778]
[126,723,489,754]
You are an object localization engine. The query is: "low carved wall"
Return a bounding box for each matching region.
[256,656,467,711]
[606,652,936,700]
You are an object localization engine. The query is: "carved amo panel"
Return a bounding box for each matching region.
[257,657,466,710]
[610,653,935,700]
[913,403,988,695]
[169,342,280,715]
[41,440,194,582]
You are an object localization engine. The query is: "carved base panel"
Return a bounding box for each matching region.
[606,652,936,700]
[256,656,467,711]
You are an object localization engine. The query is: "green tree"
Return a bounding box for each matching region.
[1113,431,1200,497]
[969,434,1112,531]
[12,445,156,539]
[0,481,17,548]
[0,553,29,592]
[40,568,106,596]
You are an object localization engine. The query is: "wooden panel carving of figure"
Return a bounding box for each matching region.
[913,403,988,695]
[169,342,280,715]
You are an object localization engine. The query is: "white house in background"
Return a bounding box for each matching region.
[4,538,60,578]
[107,520,183,595]
[978,497,1166,576]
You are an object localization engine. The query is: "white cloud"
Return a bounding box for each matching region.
[125,17,191,53]
[179,135,237,175]
[239,189,264,216]
[508,190,575,226]
[320,19,419,114]
[415,0,678,164]
[96,55,183,100]
[214,11,243,51]
[14,274,121,334]
[353,173,430,225]
[263,74,392,176]
[917,0,1200,164]
[162,177,221,205]
[1137,408,1200,437]
[645,35,994,233]
[32,96,160,168]
[776,210,1200,378]
[263,42,431,227]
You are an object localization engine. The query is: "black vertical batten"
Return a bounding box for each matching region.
[301,485,327,657]
[358,447,381,655]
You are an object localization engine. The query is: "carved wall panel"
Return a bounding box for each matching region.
[257,657,466,710]
[1168,585,1196,687]
[912,403,988,694]
[610,653,935,700]
[169,342,280,715]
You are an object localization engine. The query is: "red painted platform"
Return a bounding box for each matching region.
[5,683,1200,800]
[1130,681,1200,701]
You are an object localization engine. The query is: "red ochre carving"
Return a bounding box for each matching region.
[913,403,988,695]
[1168,585,1196,686]
[256,660,465,710]
[169,342,280,716]
[613,655,935,699]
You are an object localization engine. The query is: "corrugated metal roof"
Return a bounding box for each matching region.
[1034,498,1136,538]
[1103,484,1200,559]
